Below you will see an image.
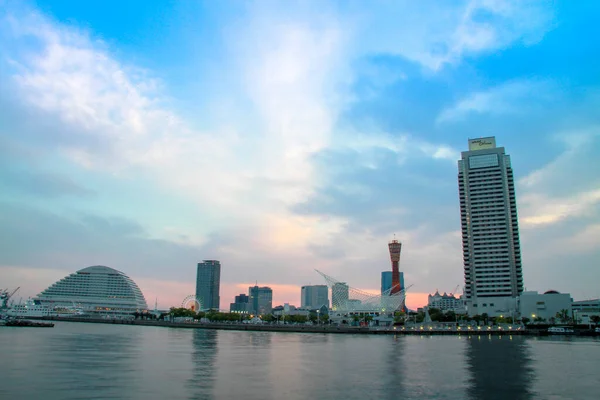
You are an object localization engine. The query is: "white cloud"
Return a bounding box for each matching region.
[355,0,554,71]
[2,5,463,245]
[436,79,553,123]
[228,6,348,203]
[518,130,600,228]
[563,224,600,253]
[4,10,330,223]
[333,130,460,165]
[520,189,600,227]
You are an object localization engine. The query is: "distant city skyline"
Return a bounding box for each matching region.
[1,1,599,309]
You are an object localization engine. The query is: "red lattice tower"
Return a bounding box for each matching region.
[388,239,402,294]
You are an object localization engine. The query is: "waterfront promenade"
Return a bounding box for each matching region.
[32,316,542,335]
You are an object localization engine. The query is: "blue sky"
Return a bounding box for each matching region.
[1,0,599,308]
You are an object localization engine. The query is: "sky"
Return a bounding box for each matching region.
[1,0,599,310]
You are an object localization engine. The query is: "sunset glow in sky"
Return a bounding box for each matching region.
[1,1,599,310]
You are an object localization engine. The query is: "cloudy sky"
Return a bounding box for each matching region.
[1,0,599,310]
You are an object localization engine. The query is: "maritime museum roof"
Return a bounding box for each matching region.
[37,265,148,314]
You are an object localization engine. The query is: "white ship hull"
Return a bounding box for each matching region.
[7,301,86,318]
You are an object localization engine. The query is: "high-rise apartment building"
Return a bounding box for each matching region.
[301,285,329,309]
[458,137,523,316]
[196,260,221,310]
[248,285,273,315]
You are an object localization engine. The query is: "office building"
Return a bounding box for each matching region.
[382,271,405,295]
[249,285,273,315]
[331,282,349,310]
[196,260,221,310]
[458,137,524,316]
[230,293,250,313]
[301,285,329,309]
[381,271,392,295]
[399,272,405,293]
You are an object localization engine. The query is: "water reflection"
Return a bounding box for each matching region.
[466,335,533,400]
[210,330,278,400]
[242,330,273,347]
[380,335,407,399]
[4,325,599,400]
[186,329,218,400]
[40,325,140,399]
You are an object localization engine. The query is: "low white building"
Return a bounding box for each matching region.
[572,299,600,325]
[518,290,572,322]
[428,291,466,313]
[272,304,309,317]
[328,310,394,327]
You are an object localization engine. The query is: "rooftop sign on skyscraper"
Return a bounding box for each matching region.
[468,137,496,151]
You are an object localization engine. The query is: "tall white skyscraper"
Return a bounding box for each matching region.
[458,137,523,317]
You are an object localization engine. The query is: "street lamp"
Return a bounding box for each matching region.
[317,310,320,325]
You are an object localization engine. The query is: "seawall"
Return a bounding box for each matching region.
[34,316,534,335]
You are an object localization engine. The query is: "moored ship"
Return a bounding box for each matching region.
[7,299,86,318]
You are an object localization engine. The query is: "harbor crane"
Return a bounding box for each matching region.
[448,285,460,298]
[0,287,20,309]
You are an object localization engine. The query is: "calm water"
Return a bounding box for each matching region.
[1,322,599,400]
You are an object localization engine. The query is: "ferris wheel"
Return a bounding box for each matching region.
[181,295,203,311]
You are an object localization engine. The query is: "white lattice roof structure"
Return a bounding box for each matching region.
[315,270,406,313]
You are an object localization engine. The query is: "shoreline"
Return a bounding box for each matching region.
[28,316,546,335]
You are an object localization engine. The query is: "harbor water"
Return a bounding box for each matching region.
[0,322,598,399]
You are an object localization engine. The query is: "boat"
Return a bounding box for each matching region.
[547,326,575,334]
[7,299,86,318]
[4,319,54,328]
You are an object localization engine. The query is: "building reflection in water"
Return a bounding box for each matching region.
[43,329,140,398]
[467,335,534,400]
[380,335,407,399]
[186,329,218,400]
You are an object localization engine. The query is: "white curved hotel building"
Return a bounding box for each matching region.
[37,265,148,317]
